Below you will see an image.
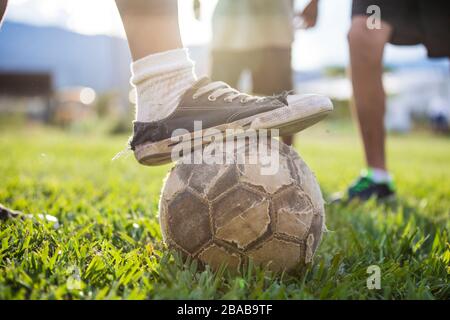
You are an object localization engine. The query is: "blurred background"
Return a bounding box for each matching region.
[0,0,449,134]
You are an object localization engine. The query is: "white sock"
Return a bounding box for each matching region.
[367,167,392,183]
[131,48,197,122]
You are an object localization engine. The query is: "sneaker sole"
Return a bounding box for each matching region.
[135,95,333,166]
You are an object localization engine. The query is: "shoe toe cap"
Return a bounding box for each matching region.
[286,94,333,113]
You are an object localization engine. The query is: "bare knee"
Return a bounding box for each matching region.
[348,16,391,64]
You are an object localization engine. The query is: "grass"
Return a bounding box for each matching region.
[0,122,449,300]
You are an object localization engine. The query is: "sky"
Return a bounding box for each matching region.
[4,0,432,71]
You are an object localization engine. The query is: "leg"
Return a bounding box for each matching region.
[115,0,182,61]
[348,16,392,170]
[210,50,244,88]
[252,48,294,146]
[115,0,197,123]
[115,1,331,166]
[0,0,7,26]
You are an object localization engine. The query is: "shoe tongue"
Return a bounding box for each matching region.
[276,91,289,105]
[361,168,373,179]
[191,77,212,89]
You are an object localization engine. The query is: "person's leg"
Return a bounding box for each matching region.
[115,0,197,123]
[115,0,332,166]
[115,0,182,60]
[252,48,294,146]
[348,16,392,171]
[329,15,395,202]
[0,0,7,25]
[210,50,243,88]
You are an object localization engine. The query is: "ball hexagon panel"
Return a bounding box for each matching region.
[288,147,325,214]
[206,165,240,201]
[278,143,302,178]
[306,213,324,255]
[215,199,271,249]
[237,149,295,194]
[248,237,302,272]
[161,168,186,202]
[272,187,315,241]
[188,164,229,196]
[173,163,196,185]
[211,186,271,247]
[198,244,241,271]
[211,186,264,227]
[167,189,212,255]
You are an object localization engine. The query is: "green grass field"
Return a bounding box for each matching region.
[0,123,449,299]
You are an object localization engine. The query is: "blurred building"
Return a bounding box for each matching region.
[0,71,52,121]
[0,21,131,93]
[0,21,131,123]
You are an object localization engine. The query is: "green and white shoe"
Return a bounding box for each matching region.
[331,169,396,203]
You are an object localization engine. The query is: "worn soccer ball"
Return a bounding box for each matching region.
[158,139,325,272]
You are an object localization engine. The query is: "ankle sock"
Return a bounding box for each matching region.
[364,167,392,184]
[131,48,197,122]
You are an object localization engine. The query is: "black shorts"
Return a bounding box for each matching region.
[210,48,293,96]
[352,0,450,58]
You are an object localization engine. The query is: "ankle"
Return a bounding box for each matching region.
[363,167,392,184]
[131,48,197,122]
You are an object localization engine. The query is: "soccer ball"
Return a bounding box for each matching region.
[158,139,325,272]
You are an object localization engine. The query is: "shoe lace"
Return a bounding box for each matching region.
[349,176,373,193]
[192,81,267,103]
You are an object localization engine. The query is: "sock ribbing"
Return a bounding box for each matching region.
[365,167,392,184]
[131,48,197,122]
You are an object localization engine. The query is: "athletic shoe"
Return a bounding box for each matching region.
[130,77,333,166]
[330,171,396,203]
[0,204,21,220]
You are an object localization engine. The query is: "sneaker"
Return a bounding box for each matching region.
[0,204,21,220]
[130,77,333,166]
[330,171,396,203]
